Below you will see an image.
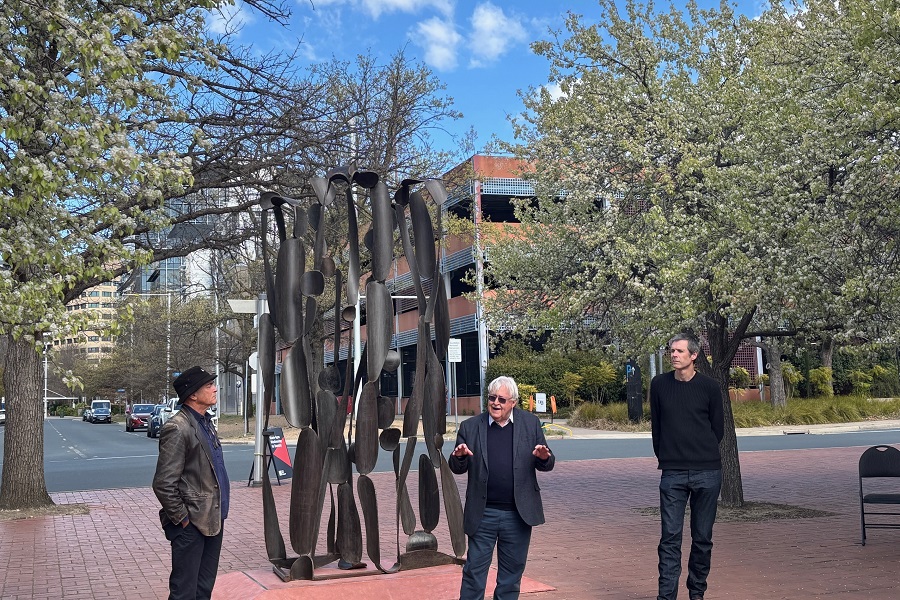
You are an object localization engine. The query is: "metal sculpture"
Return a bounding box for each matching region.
[256,166,465,581]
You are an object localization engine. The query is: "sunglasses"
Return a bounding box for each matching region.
[487,394,513,405]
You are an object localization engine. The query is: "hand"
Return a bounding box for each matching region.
[452,443,473,458]
[533,444,551,460]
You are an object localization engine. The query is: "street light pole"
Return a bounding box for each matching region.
[166,291,171,401]
[227,295,267,486]
[252,293,268,486]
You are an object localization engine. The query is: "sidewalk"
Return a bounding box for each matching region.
[2,426,900,599]
[224,417,900,444]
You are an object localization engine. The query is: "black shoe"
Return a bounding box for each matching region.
[689,595,704,600]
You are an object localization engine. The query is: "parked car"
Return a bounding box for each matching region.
[0,407,5,425]
[147,403,178,438]
[125,403,156,432]
[82,408,92,421]
[88,400,112,424]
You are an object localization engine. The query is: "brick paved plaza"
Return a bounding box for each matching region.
[1,444,899,599]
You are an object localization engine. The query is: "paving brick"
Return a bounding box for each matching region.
[1,445,899,599]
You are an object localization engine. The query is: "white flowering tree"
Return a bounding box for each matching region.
[486,0,900,506]
[1,0,465,509]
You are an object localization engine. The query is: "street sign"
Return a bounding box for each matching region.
[448,338,462,363]
[248,351,259,371]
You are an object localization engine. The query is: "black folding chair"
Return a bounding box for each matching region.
[858,444,900,545]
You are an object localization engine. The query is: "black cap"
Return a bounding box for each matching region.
[173,366,216,402]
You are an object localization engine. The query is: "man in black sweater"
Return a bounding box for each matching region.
[650,333,724,600]
[449,376,554,600]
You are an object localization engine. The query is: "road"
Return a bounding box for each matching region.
[0,417,899,493]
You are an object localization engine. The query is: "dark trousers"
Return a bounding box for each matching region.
[657,469,721,600]
[163,521,223,600]
[460,507,532,600]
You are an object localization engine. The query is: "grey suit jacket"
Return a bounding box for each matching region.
[152,408,223,536]
[448,408,555,535]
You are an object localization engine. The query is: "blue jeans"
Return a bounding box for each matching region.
[657,469,721,600]
[459,507,532,600]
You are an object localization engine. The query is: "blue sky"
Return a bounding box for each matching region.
[211,0,768,155]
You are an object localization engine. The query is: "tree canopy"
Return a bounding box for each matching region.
[487,0,900,505]
[0,0,464,508]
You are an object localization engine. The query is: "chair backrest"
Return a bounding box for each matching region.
[859,445,900,478]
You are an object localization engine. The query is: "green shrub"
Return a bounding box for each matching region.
[729,366,751,388]
[559,371,584,406]
[849,369,873,397]
[573,402,605,422]
[569,401,650,427]
[731,395,900,427]
[782,362,804,398]
[870,364,900,398]
[568,395,900,430]
[579,362,618,403]
[487,346,624,408]
[518,383,537,406]
[808,367,833,397]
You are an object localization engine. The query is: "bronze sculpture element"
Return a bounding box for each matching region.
[256,167,465,580]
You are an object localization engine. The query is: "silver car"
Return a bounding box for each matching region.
[146,403,177,438]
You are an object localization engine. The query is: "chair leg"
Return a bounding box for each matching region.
[860,502,866,546]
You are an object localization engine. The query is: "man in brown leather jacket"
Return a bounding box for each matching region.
[152,366,229,600]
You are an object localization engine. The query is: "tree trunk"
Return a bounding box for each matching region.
[712,368,744,507]
[819,335,835,396]
[699,307,755,508]
[757,337,787,407]
[0,334,54,509]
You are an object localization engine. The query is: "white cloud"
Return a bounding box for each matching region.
[411,16,462,71]
[206,1,256,35]
[544,82,564,102]
[467,2,528,68]
[314,0,453,19]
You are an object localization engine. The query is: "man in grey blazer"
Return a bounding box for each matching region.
[449,375,555,600]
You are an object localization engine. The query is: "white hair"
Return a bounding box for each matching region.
[488,376,519,401]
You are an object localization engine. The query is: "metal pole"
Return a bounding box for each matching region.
[252,292,268,486]
[243,359,249,434]
[213,289,220,424]
[441,205,452,417]
[473,180,489,413]
[453,361,458,429]
[166,292,171,403]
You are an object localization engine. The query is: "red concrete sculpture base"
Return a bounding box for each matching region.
[212,563,555,600]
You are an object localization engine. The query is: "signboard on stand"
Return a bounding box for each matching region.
[535,392,547,413]
[265,427,293,479]
[448,338,461,428]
